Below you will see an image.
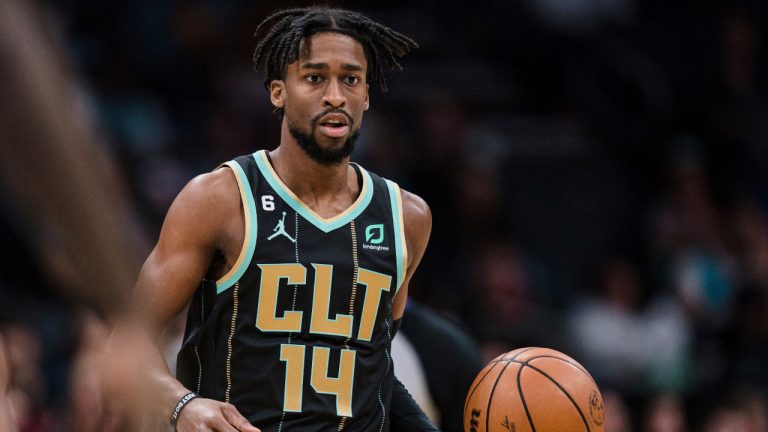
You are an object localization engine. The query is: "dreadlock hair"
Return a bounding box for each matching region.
[253,6,418,119]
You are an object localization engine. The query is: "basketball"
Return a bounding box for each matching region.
[464,347,605,432]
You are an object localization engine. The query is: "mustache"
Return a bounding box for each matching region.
[312,108,354,127]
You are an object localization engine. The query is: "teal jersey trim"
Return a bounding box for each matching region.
[216,161,258,294]
[253,150,374,233]
[385,179,407,296]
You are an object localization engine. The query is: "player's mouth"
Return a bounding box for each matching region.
[317,113,351,138]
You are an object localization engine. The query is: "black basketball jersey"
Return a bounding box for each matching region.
[177,150,408,431]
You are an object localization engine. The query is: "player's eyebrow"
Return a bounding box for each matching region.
[340,63,364,72]
[300,62,327,70]
[300,62,364,72]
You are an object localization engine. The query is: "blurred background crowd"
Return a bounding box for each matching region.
[2,0,768,431]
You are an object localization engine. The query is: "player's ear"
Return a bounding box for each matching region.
[270,80,285,108]
[363,84,370,111]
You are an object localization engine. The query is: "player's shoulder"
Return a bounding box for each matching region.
[399,188,431,227]
[172,166,240,214]
[397,188,431,252]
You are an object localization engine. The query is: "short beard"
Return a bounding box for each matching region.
[288,123,359,166]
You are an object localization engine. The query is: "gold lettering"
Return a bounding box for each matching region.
[256,264,305,332]
[280,343,305,412]
[309,264,353,337]
[356,269,392,341]
[311,346,356,417]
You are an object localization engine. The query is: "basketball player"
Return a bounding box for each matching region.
[114,7,438,431]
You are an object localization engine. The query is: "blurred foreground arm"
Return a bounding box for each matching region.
[107,170,259,431]
[0,334,17,432]
[0,1,255,430]
[0,0,146,316]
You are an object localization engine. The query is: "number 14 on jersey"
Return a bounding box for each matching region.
[256,263,394,417]
[281,344,355,417]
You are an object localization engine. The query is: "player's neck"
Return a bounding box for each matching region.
[268,143,358,213]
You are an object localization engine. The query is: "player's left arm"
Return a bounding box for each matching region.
[388,189,440,431]
[392,189,432,321]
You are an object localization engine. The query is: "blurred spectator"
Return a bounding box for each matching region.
[722,287,768,392]
[456,164,504,245]
[701,388,768,432]
[469,242,561,361]
[729,200,768,290]
[602,390,634,432]
[644,393,688,432]
[412,94,470,233]
[649,140,735,330]
[568,258,691,395]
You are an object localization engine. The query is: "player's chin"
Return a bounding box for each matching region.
[315,134,350,151]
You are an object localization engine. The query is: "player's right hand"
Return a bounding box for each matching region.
[176,398,260,432]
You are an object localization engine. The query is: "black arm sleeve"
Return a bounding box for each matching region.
[393,318,402,336]
[390,375,441,432]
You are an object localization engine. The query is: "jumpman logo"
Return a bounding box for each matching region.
[268,211,296,243]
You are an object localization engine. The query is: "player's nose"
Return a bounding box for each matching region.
[322,79,345,108]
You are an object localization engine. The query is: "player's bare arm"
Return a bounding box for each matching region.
[108,167,259,432]
[392,190,432,321]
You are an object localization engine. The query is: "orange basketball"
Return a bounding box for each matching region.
[464,347,605,432]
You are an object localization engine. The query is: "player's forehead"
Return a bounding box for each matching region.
[296,32,367,69]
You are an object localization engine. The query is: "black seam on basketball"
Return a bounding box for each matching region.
[464,360,502,421]
[524,363,591,432]
[526,356,598,388]
[509,347,538,361]
[487,360,514,432]
[524,355,590,377]
[517,363,536,432]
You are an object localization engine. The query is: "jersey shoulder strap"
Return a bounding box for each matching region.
[365,170,408,296]
[214,156,259,293]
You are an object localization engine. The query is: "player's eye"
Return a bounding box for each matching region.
[343,76,361,86]
[305,74,322,84]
